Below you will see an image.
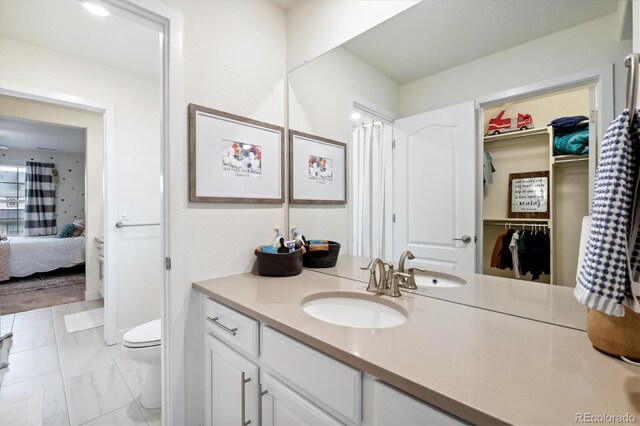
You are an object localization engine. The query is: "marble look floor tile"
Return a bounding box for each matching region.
[59,342,114,379]
[109,343,143,375]
[0,370,67,418]
[13,307,53,331]
[1,326,11,337]
[10,323,56,353]
[0,313,15,330]
[123,367,160,419]
[80,402,147,426]
[1,344,60,387]
[146,411,162,425]
[56,326,105,350]
[0,387,44,425]
[44,411,70,426]
[64,365,134,426]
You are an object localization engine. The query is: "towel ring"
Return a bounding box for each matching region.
[625,53,639,123]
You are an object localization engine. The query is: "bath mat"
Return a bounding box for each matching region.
[64,307,104,333]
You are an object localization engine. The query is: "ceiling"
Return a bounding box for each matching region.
[270,0,299,12]
[0,0,160,79]
[342,0,620,85]
[0,116,86,154]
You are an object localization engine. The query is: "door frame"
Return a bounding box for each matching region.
[474,64,614,272]
[0,82,118,335]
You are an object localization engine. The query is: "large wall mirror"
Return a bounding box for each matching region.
[288,0,631,300]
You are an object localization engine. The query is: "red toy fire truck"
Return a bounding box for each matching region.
[486,111,533,135]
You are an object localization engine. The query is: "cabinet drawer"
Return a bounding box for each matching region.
[204,298,259,359]
[261,326,361,424]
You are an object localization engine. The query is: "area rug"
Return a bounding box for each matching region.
[64,307,104,333]
[0,271,85,296]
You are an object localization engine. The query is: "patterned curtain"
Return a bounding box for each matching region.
[24,161,57,236]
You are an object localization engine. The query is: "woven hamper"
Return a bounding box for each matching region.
[254,246,303,277]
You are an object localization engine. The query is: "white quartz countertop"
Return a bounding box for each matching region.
[193,269,639,425]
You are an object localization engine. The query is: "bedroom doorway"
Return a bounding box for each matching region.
[0,0,181,421]
[0,96,102,315]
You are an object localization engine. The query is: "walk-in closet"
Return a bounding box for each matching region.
[482,85,597,286]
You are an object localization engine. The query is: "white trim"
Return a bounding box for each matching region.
[121,1,185,425]
[474,64,614,273]
[84,291,102,302]
[0,81,118,346]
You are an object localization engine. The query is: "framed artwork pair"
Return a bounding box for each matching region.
[188,104,346,204]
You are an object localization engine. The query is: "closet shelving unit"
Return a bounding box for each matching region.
[482,118,595,286]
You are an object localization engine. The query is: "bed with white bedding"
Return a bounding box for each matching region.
[4,235,86,278]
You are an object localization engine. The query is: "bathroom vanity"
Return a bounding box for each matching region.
[193,263,639,425]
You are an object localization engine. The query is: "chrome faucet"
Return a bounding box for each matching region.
[360,259,402,296]
[397,250,426,289]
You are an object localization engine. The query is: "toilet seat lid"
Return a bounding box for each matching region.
[123,319,161,348]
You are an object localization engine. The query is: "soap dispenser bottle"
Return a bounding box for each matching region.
[273,227,284,247]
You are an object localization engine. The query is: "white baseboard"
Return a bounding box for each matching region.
[85,291,102,302]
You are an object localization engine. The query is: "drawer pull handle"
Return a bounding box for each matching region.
[241,372,252,426]
[207,316,238,336]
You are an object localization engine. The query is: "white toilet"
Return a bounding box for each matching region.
[121,319,162,409]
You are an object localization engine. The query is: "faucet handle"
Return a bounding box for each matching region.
[383,262,394,289]
[387,272,410,297]
[401,267,426,290]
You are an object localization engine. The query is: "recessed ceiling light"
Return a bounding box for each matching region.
[83,1,111,17]
[351,112,361,121]
[0,145,8,150]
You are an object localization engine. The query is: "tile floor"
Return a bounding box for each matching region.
[0,300,161,425]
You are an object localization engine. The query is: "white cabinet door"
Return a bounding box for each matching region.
[204,333,259,426]
[363,377,465,425]
[393,101,476,273]
[261,374,342,426]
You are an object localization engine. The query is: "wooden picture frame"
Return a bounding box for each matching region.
[508,171,550,219]
[188,104,284,203]
[289,130,347,204]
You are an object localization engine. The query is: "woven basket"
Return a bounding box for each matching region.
[586,305,640,360]
[303,241,341,268]
[254,246,303,277]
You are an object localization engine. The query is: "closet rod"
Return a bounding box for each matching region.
[624,52,639,122]
[484,221,550,228]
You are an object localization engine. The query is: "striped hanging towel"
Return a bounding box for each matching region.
[575,109,640,316]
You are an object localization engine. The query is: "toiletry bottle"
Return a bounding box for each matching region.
[273,227,284,247]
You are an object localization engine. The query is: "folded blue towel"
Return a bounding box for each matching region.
[550,115,588,129]
[553,128,589,155]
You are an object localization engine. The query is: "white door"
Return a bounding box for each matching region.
[393,101,476,273]
[204,334,259,426]
[261,374,341,426]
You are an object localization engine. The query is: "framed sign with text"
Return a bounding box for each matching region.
[508,171,550,219]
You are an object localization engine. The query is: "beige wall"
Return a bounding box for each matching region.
[0,95,103,299]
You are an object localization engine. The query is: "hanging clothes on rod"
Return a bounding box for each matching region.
[575,52,640,317]
[489,223,550,281]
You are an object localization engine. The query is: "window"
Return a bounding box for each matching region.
[0,165,26,236]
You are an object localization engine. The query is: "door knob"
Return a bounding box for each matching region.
[453,235,472,244]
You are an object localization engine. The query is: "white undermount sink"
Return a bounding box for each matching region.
[413,271,467,288]
[301,292,408,329]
